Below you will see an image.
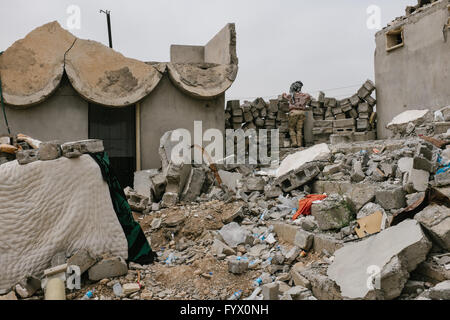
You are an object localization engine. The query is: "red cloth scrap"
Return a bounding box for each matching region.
[292,194,327,221]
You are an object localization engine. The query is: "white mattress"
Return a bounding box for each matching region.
[0,155,128,290]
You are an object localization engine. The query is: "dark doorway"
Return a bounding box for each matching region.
[88,103,136,188]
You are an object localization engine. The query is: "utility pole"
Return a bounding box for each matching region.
[99,9,113,48]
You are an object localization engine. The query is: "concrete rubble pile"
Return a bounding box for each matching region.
[109,121,450,300]
[2,111,450,301]
[310,80,377,145]
[387,106,450,139]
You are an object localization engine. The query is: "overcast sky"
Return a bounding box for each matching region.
[0,0,415,101]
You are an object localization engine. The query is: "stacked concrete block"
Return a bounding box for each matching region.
[225,96,292,155]
[309,80,377,144]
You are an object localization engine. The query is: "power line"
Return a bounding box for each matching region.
[227,83,363,101]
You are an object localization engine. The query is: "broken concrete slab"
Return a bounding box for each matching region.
[133,169,159,199]
[61,139,104,158]
[276,143,331,178]
[415,204,450,251]
[88,256,128,281]
[311,194,353,231]
[328,219,431,300]
[312,181,377,212]
[387,110,432,134]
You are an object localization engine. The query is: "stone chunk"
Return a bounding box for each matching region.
[327,220,431,300]
[211,239,236,256]
[285,286,314,300]
[88,256,128,281]
[415,205,450,251]
[262,282,279,300]
[15,276,41,299]
[375,185,406,210]
[242,176,265,192]
[351,160,365,182]
[16,149,39,165]
[123,283,140,295]
[0,291,17,300]
[228,257,249,274]
[413,156,434,173]
[311,194,353,231]
[38,141,61,161]
[124,187,149,212]
[218,222,253,248]
[429,280,450,300]
[161,192,179,208]
[67,249,97,274]
[271,222,313,250]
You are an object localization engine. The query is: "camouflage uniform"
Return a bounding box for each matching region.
[287,92,311,147]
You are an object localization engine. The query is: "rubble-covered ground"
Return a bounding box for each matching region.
[1,108,450,301]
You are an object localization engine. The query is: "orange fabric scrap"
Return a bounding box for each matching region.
[292,194,327,221]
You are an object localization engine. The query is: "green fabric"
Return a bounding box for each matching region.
[89,152,156,265]
[0,51,11,135]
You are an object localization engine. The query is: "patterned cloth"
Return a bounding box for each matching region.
[90,152,156,265]
[289,92,312,111]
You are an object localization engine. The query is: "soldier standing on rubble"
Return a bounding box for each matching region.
[283,81,312,147]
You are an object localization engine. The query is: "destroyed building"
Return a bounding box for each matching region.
[0,21,238,187]
[375,0,450,139]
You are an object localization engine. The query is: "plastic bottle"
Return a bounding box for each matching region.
[113,283,123,297]
[81,289,95,300]
[261,257,273,268]
[253,277,263,287]
[165,253,175,265]
[228,290,243,300]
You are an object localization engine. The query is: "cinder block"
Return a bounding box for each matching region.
[61,139,104,158]
[16,149,39,165]
[333,118,355,128]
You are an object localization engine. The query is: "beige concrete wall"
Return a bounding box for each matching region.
[4,77,89,142]
[375,0,450,138]
[205,23,235,65]
[170,45,205,63]
[140,75,225,169]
